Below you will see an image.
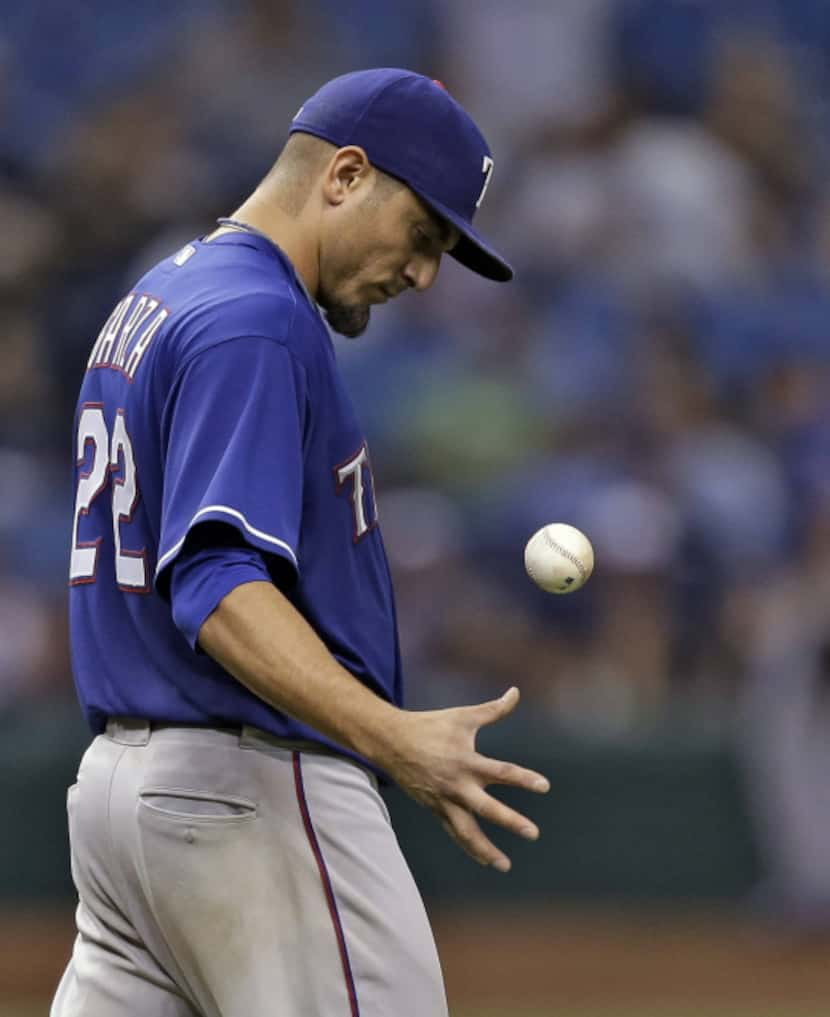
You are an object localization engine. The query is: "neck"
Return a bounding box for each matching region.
[228,192,320,297]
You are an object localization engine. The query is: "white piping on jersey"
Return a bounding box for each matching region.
[155,505,298,578]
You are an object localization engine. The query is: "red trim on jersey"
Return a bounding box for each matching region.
[292,752,360,1017]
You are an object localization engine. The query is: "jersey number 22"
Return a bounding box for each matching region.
[69,404,148,592]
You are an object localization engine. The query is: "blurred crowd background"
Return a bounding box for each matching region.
[3,0,830,955]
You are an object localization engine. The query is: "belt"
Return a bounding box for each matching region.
[104,716,341,757]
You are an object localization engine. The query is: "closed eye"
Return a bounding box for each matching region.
[413,225,441,257]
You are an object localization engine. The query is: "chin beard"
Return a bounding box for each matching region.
[322,301,371,339]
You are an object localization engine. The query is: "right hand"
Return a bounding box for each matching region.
[377,687,550,873]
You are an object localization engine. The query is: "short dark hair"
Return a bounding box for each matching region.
[267,133,405,217]
[267,133,335,215]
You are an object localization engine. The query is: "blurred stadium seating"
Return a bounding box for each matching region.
[3,1,830,1013]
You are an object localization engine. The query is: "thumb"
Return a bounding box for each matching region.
[475,686,520,729]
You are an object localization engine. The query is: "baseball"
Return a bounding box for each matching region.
[524,523,594,594]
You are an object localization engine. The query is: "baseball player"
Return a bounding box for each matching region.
[52,69,550,1017]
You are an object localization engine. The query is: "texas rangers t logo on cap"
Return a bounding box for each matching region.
[476,156,495,209]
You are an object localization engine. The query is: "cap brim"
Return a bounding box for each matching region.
[410,189,514,282]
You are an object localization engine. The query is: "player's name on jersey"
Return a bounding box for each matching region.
[86,292,169,381]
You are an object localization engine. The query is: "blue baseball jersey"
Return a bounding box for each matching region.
[68,225,403,761]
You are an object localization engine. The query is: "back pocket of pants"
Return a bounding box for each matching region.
[138,787,257,823]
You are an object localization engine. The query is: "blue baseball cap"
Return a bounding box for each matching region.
[289,68,513,283]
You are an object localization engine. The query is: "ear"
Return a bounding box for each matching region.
[321,146,373,206]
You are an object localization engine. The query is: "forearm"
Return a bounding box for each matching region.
[199,579,549,873]
[198,580,401,765]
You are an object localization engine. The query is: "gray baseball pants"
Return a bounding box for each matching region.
[50,718,448,1017]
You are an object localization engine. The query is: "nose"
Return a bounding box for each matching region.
[402,254,440,292]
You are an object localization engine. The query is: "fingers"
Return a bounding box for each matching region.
[405,686,551,875]
[470,686,520,730]
[467,787,541,842]
[437,775,544,874]
[478,757,550,794]
[442,801,512,873]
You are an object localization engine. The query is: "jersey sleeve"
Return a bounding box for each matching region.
[155,336,308,597]
[170,541,273,651]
